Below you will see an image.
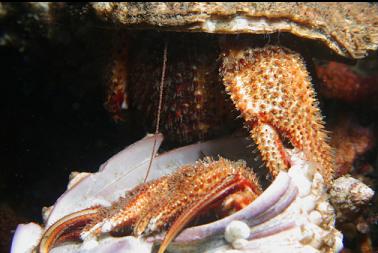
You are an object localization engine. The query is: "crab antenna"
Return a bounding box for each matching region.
[144,39,168,183]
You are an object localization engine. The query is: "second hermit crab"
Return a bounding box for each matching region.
[10,2,378,253]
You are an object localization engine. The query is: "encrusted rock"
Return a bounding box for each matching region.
[92,2,378,59]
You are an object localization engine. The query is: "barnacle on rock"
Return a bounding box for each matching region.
[330,175,374,221]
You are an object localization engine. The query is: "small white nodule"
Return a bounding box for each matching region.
[225,220,250,244]
[232,238,249,249]
[81,237,99,250]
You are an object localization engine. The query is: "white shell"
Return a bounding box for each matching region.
[11,135,343,253]
[164,152,343,253]
[330,175,374,221]
[11,223,43,253]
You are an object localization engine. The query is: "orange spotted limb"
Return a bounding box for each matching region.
[37,158,261,253]
[221,44,334,183]
[249,121,291,177]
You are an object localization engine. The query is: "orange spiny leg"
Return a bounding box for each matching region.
[221,44,334,184]
[249,121,291,177]
[39,159,261,253]
[157,172,261,253]
[80,178,170,240]
[131,158,261,239]
[38,207,100,253]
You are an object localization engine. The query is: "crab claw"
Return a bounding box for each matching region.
[157,173,260,253]
[37,158,261,253]
[221,44,334,184]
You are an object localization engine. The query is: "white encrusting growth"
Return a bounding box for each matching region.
[203,20,216,32]
[81,237,99,250]
[11,223,43,253]
[217,150,343,253]
[224,220,250,243]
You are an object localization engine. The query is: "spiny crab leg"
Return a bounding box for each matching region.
[157,175,257,253]
[221,44,334,183]
[37,158,261,253]
[249,122,291,178]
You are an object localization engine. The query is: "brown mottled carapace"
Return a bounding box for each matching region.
[127,33,237,144]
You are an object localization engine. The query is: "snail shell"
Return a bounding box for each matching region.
[11,134,343,253]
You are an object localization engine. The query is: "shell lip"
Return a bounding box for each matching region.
[149,171,298,246]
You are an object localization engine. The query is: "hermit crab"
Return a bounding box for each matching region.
[101,2,378,183]
[12,134,344,253]
[11,2,378,253]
